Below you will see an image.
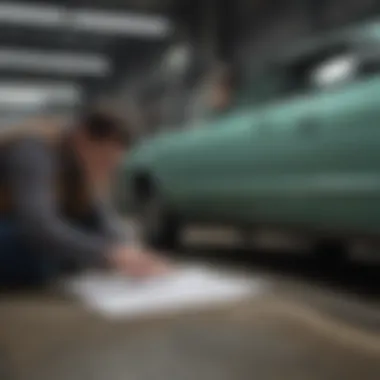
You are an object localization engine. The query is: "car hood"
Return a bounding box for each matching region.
[121,113,239,174]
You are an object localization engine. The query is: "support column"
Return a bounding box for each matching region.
[199,0,219,64]
[217,0,239,63]
[174,0,220,69]
[307,0,328,31]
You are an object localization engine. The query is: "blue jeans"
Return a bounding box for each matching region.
[0,220,58,288]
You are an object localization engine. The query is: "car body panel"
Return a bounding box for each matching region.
[122,19,380,237]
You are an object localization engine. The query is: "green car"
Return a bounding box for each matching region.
[122,20,380,260]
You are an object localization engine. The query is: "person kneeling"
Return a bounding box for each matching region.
[0,109,169,287]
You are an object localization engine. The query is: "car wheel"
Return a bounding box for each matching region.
[313,238,348,266]
[138,190,181,252]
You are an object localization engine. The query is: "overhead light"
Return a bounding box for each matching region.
[0,2,172,38]
[0,49,110,76]
[0,89,46,108]
[0,82,82,108]
[0,2,65,27]
[73,10,171,37]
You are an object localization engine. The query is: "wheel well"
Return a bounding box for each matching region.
[131,172,155,205]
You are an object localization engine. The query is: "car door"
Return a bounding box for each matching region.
[254,40,380,233]
[307,44,380,233]
[166,53,331,225]
[181,49,337,226]
[158,109,265,221]
[243,44,362,228]
[180,42,368,228]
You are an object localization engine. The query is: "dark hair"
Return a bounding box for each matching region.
[79,110,132,146]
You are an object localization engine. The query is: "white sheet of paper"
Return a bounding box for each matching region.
[64,266,265,318]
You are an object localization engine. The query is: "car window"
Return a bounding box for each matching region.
[282,44,354,95]
[236,43,360,107]
[310,53,359,89]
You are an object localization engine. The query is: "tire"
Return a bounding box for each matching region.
[138,190,181,251]
[313,239,348,266]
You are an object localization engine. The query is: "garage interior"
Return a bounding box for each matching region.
[0,1,379,380]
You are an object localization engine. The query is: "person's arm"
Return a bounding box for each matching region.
[7,138,114,269]
[93,197,134,244]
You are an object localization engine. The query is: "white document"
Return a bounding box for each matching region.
[64,266,265,318]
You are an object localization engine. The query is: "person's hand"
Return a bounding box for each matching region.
[108,245,173,278]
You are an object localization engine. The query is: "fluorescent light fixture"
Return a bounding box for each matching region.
[0,82,82,108]
[0,49,110,76]
[0,2,65,27]
[0,89,46,108]
[73,10,171,37]
[0,2,172,37]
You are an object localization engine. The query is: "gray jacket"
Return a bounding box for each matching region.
[6,138,127,269]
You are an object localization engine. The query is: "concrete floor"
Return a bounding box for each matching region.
[0,225,379,380]
[0,275,379,380]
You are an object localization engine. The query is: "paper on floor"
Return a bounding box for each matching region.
[64,266,265,318]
